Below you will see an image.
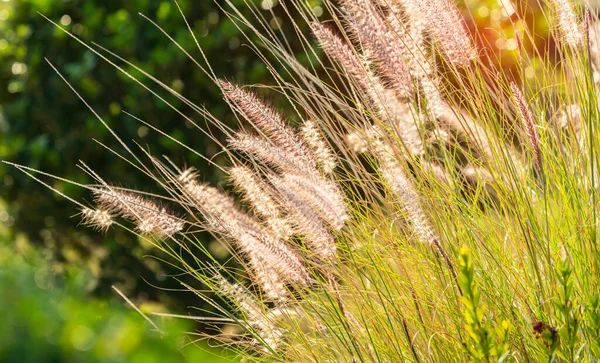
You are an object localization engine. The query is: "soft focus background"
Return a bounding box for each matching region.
[0,0,323,359]
[0,0,550,359]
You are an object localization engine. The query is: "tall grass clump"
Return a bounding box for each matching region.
[10,0,600,361]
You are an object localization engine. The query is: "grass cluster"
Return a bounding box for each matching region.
[9,0,600,361]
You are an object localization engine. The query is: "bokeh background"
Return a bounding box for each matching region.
[0,0,324,359]
[0,0,550,360]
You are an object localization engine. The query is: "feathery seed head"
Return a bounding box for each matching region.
[229,132,318,177]
[80,207,114,232]
[217,275,268,325]
[178,168,258,234]
[179,169,310,295]
[230,165,294,240]
[311,20,424,158]
[361,65,425,156]
[366,128,438,245]
[552,104,582,136]
[342,0,414,97]
[177,167,198,185]
[311,22,369,90]
[216,276,284,347]
[230,166,280,218]
[554,0,583,48]
[94,187,183,237]
[218,80,316,169]
[416,0,477,67]
[240,230,311,288]
[248,254,290,302]
[301,121,337,174]
[346,131,369,153]
[510,82,542,171]
[384,0,432,80]
[269,175,337,261]
[282,173,349,231]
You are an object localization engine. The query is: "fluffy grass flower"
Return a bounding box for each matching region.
[80,207,114,232]
[93,187,183,237]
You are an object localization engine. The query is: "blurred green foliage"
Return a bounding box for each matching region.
[0,239,235,362]
[0,0,320,311]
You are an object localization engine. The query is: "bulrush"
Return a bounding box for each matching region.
[269,174,337,261]
[341,0,413,98]
[301,121,337,175]
[94,187,183,237]
[415,0,476,67]
[217,80,316,170]
[230,165,294,240]
[510,82,542,171]
[80,207,114,232]
[554,0,582,48]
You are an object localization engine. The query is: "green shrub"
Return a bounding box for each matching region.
[0,242,234,362]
